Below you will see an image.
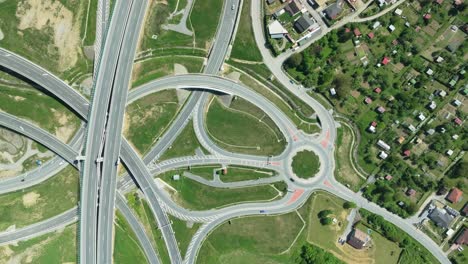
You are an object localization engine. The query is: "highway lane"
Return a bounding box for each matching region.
[0,48,89,120]
[97,0,148,262]
[121,139,182,263]
[115,193,160,264]
[0,125,84,195]
[0,207,78,246]
[0,112,79,167]
[79,0,135,263]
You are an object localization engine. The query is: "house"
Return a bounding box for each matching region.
[429,208,454,228]
[453,134,459,140]
[364,97,373,104]
[266,0,277,4]
[417,113,426,121]
[372,21,381,29]
[294,14,315,33]
[426,68,434,75]
[403,149,411,157]
[394,8,403,16]
[452,99,462,107]
[446,188,463,203]
[367,32,375,39]
[436,56,444,63]
[436,0,444,4]
[382,57,391,65]
[388,24,396,32]
[446,149,454,156]
[324,0,344,20]
[408,124,416,133]
[354,28,362,37]
[428,101,437,110]
[330,88,337,96]
[455,229,468,245]
[376,106,386,114]
[454,117,463,126]
[438,90,447,97]
[462,203,468,216]
[445,205,459,217]
[397,136,405,144]
[371,121,377,127]
[368,125,376,133]
[385,175,393,181]
[426,128,435,135]
[374,87,382,93]
[347,229,371,249]
[173,174,180,181]
[424,13,432,20]
[406,188,416,197]
[377,140,391,151]
[379,151,388,159]
[268,20,288,39]
[285,0,301,16]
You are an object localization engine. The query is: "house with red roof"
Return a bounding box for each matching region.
[354,28,361,37]
[385,175,393,181]
[374,87,382,93]
[406,188,416,197]
[403,149,411,157]
[376,106,386,114]
[371,121,377,127]
[367,32,375,39]
[455,228,468,245]
[424,13,432,20]
[364,97,373,104]
[454,117,462,126]
[382,57,391,65]
[436,0,443,4]
[446,188,463,203]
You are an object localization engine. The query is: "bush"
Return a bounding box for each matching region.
[298,244,344,264]
[343,201,357,209]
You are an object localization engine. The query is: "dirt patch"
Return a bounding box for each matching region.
[174,63,188,75]
[22,191,40,208]
[0,28,4,41]
[53,110,75,143]
[16,0,81,71]
[122,113,130,137]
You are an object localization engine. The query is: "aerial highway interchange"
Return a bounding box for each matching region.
[0,0,457,263]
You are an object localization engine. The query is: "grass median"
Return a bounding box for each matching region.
[114,211,148,264]
[230,0,262,62]
[158,170,284,210]
[205,97,286,156]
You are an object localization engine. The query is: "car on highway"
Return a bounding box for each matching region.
[260,210,266,213]
[231,4,235,10]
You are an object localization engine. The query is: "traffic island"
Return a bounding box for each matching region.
[291,150,320,179]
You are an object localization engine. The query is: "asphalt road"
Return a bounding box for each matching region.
[79,0,135,263]
[96,1,148,263]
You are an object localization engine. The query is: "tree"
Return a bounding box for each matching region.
[318,210,332,218]
[320,217,333,225]
[332,74,352,99]
[285,53,303,68]
[448,161,468,179]
[343,201,357,209]
[299,244,344,264]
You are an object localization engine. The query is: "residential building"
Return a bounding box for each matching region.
[330,88,336,96]
[324,0,344,20]
[285,0,301,16]
[266,0,277,5]
[376,106,386,114]
[294,14,315,33]
[428,208,454,228]
[446,188,463,203]
[428,101,437,110]
[347,229,371,249]
[394,8,402,16]
[446,149,454,156]
[455,229,468,245]
[406,188,416,197]
[461,203,468,216]
[372,21,381,29]
[388,24,396,32]
[377,140,391,151]
[268,20,288,39]
[379,151,388,159]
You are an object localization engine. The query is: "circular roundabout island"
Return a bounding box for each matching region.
[291,150,320,179]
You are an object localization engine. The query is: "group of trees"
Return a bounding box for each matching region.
[359,209,438,264]
[317,210,333,225]
[297,244,343,264]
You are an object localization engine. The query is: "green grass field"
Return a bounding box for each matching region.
[81,0,98,46]
[0,166,79,232]
[0,224,77,263]
[159,121,209,161]
[158,171,282,210]
[220,166,277,182]
[125,90,182,156]
[170,215,201,258]
[0,0,93,81]
[291,150,320,179]
[0,85,81,142]
[132,56,204,88]
[206,97,286,156]
[114,211,148,264]
[230,0,262,61]
[335,124,366,191]
[197,211,305,264]
[190,0,224,48]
